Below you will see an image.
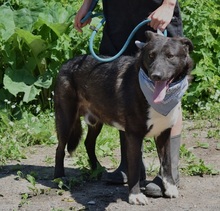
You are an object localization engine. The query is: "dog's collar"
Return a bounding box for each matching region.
[138,68,188,116]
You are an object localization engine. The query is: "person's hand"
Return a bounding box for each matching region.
[147,1,176,32]
[74,1,92,33]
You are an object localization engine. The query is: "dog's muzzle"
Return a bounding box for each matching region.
[138,68,188,116]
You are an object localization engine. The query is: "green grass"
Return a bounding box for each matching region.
[183,102,220,140]
[0,103,56,166]
[0,102,219,177]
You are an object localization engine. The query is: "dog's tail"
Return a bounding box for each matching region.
[67,116,82,156]
[54,64,82,156]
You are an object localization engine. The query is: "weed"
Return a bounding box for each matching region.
[53,177,86,195]
[18,193,30,208]
[0,104,56,165]
[144,138,156,153]
[195,141,210,149]
[53,178,69,195]
[88,164,105,180]
[216,143,220,150]
[71,123,119,171]
[96,126,119,157]
[207,129,220,139]
[146,158,159,177]
[43,156,54,165]
[185,103,220,141]
[182,159,219,176]
[180,145,219,176]
[17,171,51,198]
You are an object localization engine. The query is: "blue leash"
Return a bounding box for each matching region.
[80,0,167,62]
[89,18,167,62]
[80,0,99,24]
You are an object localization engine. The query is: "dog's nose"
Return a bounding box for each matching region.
[151,73,162,81]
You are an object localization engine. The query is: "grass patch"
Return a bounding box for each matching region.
[0,104,56,165]
[71,123,119,170]
[183,102,220,140]
[0,102,219,177]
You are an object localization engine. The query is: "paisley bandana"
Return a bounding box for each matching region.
[138,68,188,116]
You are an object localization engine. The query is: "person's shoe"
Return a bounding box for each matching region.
[143,135,181,197]
[102,163,146,184]
[102,169,128,184]
[143,175,164,197]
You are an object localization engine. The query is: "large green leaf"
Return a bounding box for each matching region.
[3,67,52,103]
[38,2,72,23]
[13,8,36,31]
[33,2,72,37]
[35,75,52,89]
[15,28,47,58]
[3,73,40,103]
[34,18,70,37]
[0,6,15,41]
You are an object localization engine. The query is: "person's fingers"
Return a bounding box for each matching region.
[158,22,166,32]
[147,14,167,31]
[147,5,173,32]
[151,19,162,31]
[74,17,83,33]
[74,15,92,33]
[75,24,83,33]
[155,21,167,31]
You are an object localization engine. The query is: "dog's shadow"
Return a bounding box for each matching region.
[0,164,128,210]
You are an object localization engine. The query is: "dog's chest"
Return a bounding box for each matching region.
[146,103,181,137]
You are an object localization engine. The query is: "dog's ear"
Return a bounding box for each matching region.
[145,31,156,42]
[135,40,145,49]
[180,38,194,52]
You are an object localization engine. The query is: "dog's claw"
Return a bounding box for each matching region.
[163,178,179,198]
[164,185,179,198]
[129,193,148,205]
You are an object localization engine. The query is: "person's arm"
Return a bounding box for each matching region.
[147,0,177,31]
[74,0,93,33]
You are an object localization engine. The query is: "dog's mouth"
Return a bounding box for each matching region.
[153,79,173,103]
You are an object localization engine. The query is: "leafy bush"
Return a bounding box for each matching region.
[0,0,101,110]
[1,0,219,113]
[179,0,220,112]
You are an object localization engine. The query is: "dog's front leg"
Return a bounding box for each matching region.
[125,132,148,205]
[155,128,179,198]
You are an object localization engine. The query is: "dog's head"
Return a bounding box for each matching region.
[136,31,194,103]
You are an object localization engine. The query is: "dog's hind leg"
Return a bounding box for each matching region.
[155,128,179,198]
[54,76,82,178]
[54,105,82,178]
[85,123,103,170]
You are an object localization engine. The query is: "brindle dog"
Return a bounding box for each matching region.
[54,31,193,205]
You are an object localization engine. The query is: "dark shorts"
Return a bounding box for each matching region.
[100,0,183,56]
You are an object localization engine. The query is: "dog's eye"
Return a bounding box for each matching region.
[148,53,155,59]
[167,54,174,59]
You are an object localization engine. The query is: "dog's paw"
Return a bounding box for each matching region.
[129,193,148,205]
[163,178,179,198]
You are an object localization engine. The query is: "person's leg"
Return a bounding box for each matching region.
[100,0,183,193]
[102,131,146,184]
[143,0,183,197]
[144,108,182,197]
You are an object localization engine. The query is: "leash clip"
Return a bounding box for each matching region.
[157,28,167,37]
[89,25,98,32]
[157,29,164,36]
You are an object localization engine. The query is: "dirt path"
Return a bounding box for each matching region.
[0,120,220,211]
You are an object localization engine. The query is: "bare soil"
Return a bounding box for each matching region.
[0,120,220,211]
